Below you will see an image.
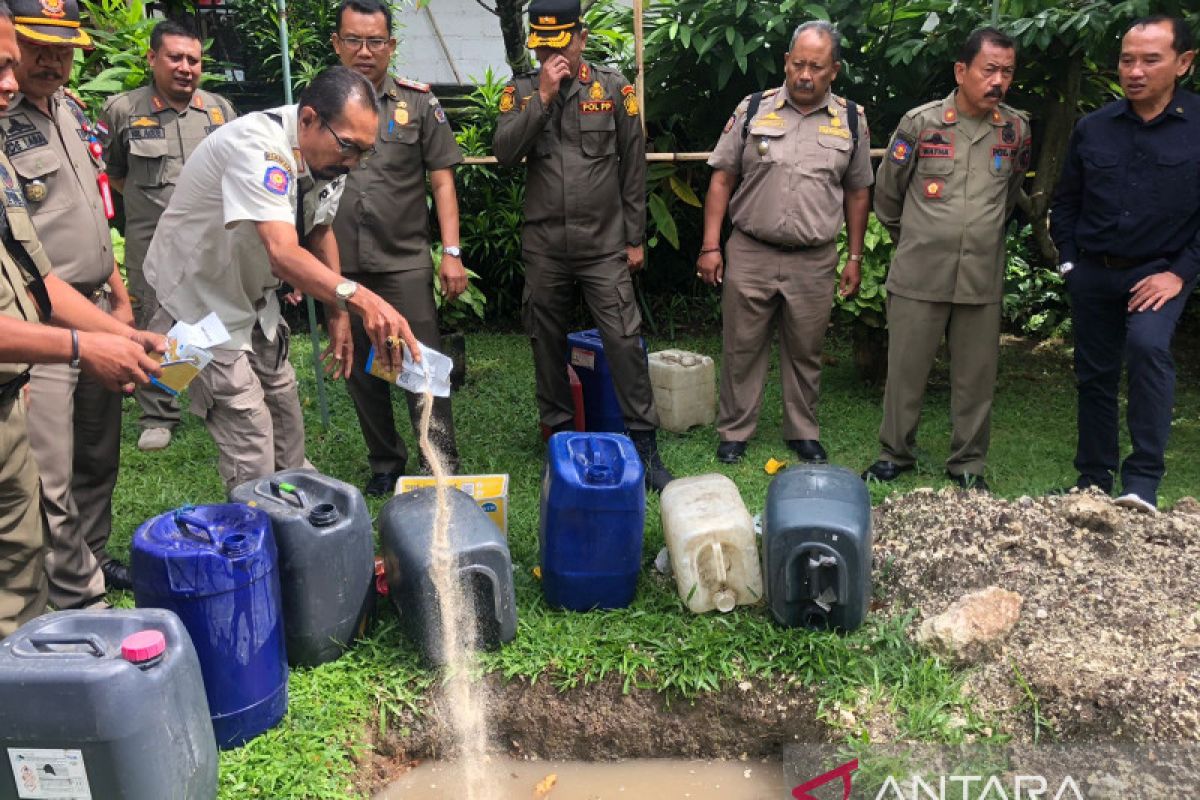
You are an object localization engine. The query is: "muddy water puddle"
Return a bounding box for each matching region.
[376,757,787,799]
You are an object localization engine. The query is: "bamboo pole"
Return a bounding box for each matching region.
[634,0,645,138]
[462,149,886,165]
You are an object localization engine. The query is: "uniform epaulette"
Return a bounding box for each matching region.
[833,94,867,114]
[761,87,779,98]
[998,102,1029,121]
[904,98,943,119]
[394,77,431,93]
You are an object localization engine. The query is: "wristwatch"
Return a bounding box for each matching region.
[1057,261,1075,277]
[334,280,359,311]
[443,245,462,259]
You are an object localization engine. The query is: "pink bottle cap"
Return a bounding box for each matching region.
[121,630,166,663]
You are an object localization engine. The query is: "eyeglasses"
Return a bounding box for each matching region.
[320,117,375,159]
[336,35,391,53]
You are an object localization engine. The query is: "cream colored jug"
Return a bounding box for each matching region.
[660,474,763,613]
[647,349,716,433]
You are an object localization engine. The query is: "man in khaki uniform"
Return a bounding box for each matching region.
[332,0,464,495]
[0,4,165,636]
[699,21,872,465]
[864,28,1032,491]
[1,0,138,606]
[99,19,236,455]
[494,0,673,492]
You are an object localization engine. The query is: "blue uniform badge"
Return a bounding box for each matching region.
[0,163,24,208]
[263,165,290,196]
[889,136,912,165]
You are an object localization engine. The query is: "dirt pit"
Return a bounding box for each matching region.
[356,489,1200,795]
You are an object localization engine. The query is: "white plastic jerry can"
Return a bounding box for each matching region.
[660,474,763,613]
[647,349,716,433]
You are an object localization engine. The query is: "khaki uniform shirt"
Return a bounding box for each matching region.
[709,87,874,247]
[874,91,1032,304]
[334,75,461,274]
[0,91,111,288]
[98,86,236,275]
[145,105,344,352]
[494,61,645,258]
[0,153,53,384]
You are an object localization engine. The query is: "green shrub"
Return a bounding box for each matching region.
[834,214,892,331]
[1003,223,1070,338]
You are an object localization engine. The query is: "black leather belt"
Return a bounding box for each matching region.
[735,227,824,253]
[0,370,30,407]
[1082,252,1169,270]
[70,282,108,302]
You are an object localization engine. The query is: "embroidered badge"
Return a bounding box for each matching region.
[623,92,639,117]
[151,95,165,112]
[991,110,1002,124]
[191,94,205,110]
[589,81,605,101]
[723,114,736,134]
[1001,121,1016,144]
[207,107,225,126]
[520,95,532,112]
[433,105,447,125]
[888,137,912,165]
[264,165,290,196]
[393,106,409,126]
[754,111,784,129]
[918,130,954,159]
[40,0,66,18]
[499,85,515,113]
[0,164,23,208]
[397,77,431,93]
[818,125,850,139]
[580,99,614,114]
[942,107,958,124]
[130,115,160,128]
[923,177,946,199]
[829,116,841,128]
[2,115,48,156]
[578,63,591,83]
[94,120,109,137]
[264,150,293,175]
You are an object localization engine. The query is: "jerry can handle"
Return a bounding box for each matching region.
[264,480,307,509]
[174,507,215,543]
[13,633,106,659]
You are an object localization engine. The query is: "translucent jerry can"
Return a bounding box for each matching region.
[660,474,762,613]
[648,349,716,433]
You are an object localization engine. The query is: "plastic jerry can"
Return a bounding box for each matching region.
[762,465,872,631]
[229,469,375,668]
[379,487,517,665]
[647,349,716,433]
[0,609,217,800]
[567,329,646,433]
[660,474,762,613]
[540,365,587,441]
[540,432,645,610]
[132,504,288,749]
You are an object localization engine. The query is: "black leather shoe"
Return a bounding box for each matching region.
[948,471,990,492]
[716,440,747,464]
[101,559,132,591]
[861,460,914,482]
[630,429,675,493]
[787,439,827,463]
[365,471,403,497]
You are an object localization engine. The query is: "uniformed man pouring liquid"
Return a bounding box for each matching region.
[494,0,674,492]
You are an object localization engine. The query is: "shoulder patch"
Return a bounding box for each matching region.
[263,165,290,196]
[395,77,431,93]
[834,95,847,107]
[761,87,779,98]
[888,135,913,165]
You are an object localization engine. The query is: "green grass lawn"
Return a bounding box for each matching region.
[105,331,1200,798]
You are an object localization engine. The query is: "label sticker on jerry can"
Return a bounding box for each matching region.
[8,748,92,800]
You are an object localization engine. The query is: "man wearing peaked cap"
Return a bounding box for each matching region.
[2,0,139,607]
[495,0,675,493]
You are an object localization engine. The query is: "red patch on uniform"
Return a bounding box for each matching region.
[578,63,591,83]
[621,85,635,96]
[942,107,957,124]
[923,177,946,199]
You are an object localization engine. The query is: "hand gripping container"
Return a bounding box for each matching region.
[661,474,762,613]
[647,349,716,433]
[567,328,646,433]
[540,432,646,610]
[132,504,288,749]
[0,609,217,800]
[762,465,872,631]
[380,487,517,665]
[229,469,375,667]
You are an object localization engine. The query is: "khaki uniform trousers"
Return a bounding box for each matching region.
[0,396,49,638]
[28,296,120,610]
[128,262,180,433]
[152,309,309,492]
[522,249,658,432]
[344,269,458,474]
[717,231,839,442]
[877,294,1001,475]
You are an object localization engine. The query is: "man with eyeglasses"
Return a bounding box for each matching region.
[143,66,422,491]
[332,0,465,495]
[98,20,237,460]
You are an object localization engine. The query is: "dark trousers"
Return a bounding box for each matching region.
[344,270,459,474]
[1068,257,1196,502]
[522,249,658,432]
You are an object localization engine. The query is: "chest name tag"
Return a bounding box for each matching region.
[580,99,614,114]
[130,127,166,140]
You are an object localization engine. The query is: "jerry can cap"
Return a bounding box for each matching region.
[121,629,166,663]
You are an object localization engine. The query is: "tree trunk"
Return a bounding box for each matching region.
[1026,53,1084,266]
[497,0,533,75]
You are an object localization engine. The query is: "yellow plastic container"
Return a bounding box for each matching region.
[660,474,763,613]
[648,349,716,433]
